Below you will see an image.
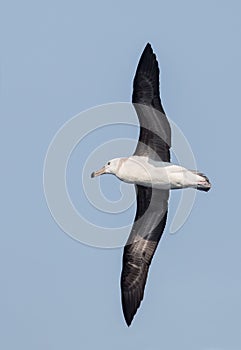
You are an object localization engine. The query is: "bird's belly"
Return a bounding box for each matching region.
[136,167,172,189]
[118,162,198,190]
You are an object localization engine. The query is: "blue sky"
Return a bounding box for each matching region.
[1,1,241,349]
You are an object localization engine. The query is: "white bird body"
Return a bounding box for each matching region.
[102,156,210,191]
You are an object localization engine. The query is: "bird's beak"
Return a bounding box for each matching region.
[91,166,106,178]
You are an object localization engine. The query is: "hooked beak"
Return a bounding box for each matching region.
[91,166,106,178]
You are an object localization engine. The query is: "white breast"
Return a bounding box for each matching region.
[116,156,201,190]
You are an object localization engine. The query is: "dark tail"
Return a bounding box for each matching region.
[192,171,211,192]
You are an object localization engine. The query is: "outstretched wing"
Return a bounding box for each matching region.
[132,43,171,162]
[120,44,171,326]
[121,186,169,326]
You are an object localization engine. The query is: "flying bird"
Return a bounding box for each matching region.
[91,43,211,326]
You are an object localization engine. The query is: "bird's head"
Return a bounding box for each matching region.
[91,158,124,178]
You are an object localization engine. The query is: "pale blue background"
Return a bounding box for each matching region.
[1,1,241,349]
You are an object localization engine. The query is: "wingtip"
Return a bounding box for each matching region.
[121,292,136,326]
[144,42,153,51]
[124,314,133,327]
[135,42,156,70]
[122,292,140,327]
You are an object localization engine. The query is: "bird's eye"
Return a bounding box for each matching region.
[107,162,110,165]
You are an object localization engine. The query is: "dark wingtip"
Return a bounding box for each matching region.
[144,42,153,51]
[122,291,139,327]
[123,314,133,327]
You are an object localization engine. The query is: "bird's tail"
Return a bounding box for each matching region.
[191,171,211,192]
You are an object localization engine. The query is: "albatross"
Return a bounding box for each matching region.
[91,43,211,326]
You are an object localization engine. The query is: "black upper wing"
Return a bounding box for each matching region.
[132,43,171,162]
[121,186,169,326]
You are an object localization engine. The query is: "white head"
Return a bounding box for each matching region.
[91,158,125,178]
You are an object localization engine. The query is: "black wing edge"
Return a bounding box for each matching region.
[132,42,165,114]
[132,43,171,161]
